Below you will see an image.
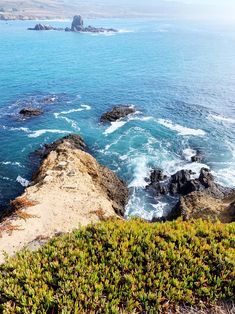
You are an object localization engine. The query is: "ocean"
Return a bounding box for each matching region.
[0,18,235,220]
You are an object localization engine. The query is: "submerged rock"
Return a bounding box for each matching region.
[100,106,136,123]
[19,107,43,117]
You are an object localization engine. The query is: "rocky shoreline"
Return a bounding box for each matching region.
[0,105,235,262]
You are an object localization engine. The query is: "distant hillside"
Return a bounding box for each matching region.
[0,0,199,20]
[0,0,232,21]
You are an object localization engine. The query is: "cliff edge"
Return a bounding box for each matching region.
[0,134,128,263]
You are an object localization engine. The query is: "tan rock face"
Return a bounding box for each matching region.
[176,191,235,223]
[0,136,128,263]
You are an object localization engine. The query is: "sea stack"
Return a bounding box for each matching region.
[71,15,84,31]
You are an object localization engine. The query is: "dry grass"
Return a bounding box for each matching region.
[10,197,38,211]
[14,210,39,221]
[90,208,106,221]
[0,221,22,237]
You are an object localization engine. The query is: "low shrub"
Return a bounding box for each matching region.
[0,219,234,313]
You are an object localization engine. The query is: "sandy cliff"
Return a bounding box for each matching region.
[0,135,128,263]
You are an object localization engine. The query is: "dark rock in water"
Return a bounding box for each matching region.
[42,96,57,104]
[34,134,87,159]
[147,169,168,196]
[70,15,117,33]
[170,170,192,195]
[19,107,43,117]
[191,151,203,163]
[198,168,233,199]
[150,169,167,183]
[71,15,84,31]
[100,106,136,123]
[147,167,234,200]
[191,154,202,163]
[28,16,117,33]
[28,24,63,31]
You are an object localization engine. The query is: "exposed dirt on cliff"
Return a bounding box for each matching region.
[0,135,128,263]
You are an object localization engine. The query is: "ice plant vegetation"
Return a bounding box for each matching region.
[0,219,234,313]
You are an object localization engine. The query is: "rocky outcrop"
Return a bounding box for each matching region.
[173,192,235,223]
[19,107,43,117]
[71,15,84,31]
[148,167,235,223]
[148,168,234,199]
[0,134,128,263]
[69,15,117,33]
[28,24,63,31]
[28,15,118,33]
[100,106,136,123]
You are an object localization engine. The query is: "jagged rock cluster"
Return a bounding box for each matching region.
[28,15,118,33]
[148,168,235,223]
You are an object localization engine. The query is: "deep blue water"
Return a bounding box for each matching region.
[0,18,235,219]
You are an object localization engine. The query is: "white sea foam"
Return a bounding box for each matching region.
[208,114,235,124]
[128,156,150,188]
[213,168,235,188]
[0,161,24,168]
[60,108,84,115]
[104,121,127,135]
[103,112,153,136]
[0,175,12,181]
[28,129,70,138]
[158,119,206,136]
[3,127,70,138]
[81,104,91,110]
[119,29,135,33]
[57,116,81,131]
[59,104,91,115]
[16,176,29,187]
[182,148,197,161]
[211,140,235,188]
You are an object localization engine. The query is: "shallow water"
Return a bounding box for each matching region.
[0,19,235,219]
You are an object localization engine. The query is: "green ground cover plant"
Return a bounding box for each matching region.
[0,219,234,313]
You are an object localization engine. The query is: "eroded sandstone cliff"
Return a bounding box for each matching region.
[0,134,128,263]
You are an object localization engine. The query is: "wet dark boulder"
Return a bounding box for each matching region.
[198,168,234,199]
[147,167,234,200]
[146,169,168,196]
[100,106,136,123]
[191,152,203,163]
[19,107,43,117]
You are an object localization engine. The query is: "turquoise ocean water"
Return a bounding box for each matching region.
[0,18,235,219]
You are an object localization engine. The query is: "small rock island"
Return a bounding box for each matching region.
[28,15,118,33]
